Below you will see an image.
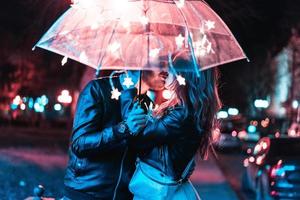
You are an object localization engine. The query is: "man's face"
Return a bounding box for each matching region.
[142,66,169,91]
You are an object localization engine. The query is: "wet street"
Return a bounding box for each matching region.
[215,152,256,200]
[0,127,255,200]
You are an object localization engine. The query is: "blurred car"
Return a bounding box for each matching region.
[242,137,300,200]
[239,118,289,152]
[288,122,300,137]
[214,117,246,151]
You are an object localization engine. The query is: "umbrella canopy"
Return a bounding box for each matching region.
[35,0,247,71]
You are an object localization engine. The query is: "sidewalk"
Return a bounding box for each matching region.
[191,155,239,200]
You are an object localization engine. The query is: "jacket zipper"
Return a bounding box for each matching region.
[112,147,128,200]
[163,146,167,173]
[159,146,163,160]
[160,146,166,172]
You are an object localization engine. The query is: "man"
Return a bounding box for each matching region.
[63,67,169,200]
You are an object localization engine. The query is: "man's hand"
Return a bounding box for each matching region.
[126,102,148,135]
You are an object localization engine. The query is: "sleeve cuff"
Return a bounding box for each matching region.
[112,121,132,139]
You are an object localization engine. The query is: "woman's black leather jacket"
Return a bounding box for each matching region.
[120,88,202,180]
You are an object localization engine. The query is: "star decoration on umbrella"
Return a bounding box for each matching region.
[122,21,130,28]
[149,48,160,58]
[176,75,186,85]
[122,76,134,88]
[61,56,68,66]
[176,0,185,8]
[206,42,214,54]
[108,42,121,53]
[59,30,69,36]
[79,51,88,63]
[194,45,207,57]
[111,88,121,100]
[204,20,215,30]
[194,34,214,57]
[175,34,185,49]
[140,16,149,25]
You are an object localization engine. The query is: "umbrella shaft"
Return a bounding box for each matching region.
[138,70,143,102]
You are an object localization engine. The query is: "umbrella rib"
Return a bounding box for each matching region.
[96,20,121,71]
[55,9,89,52]
[172,0,200,77]
[96,4,132,71]
[200,1,249,61]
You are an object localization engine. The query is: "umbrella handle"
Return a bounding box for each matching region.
[138,70,143,104]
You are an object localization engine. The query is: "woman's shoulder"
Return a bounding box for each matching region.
[164,105,186,118]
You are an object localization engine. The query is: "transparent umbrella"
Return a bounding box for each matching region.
[35,0,247,72]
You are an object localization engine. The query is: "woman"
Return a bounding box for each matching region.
[121,57,221,200]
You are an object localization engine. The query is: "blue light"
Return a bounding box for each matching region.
[54,103,62,111]
[228,108,239,115]
[36,97,42,105]
[283,165,296,171]
[34,103,44,113]
[292,100,299,109]
[10,104,18,110]
[248,125,257,133]
[40,95,49,106]
[217,111,228,119]
[28,98,34,109]
[254,99,269,108]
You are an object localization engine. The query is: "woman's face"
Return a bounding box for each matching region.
[141,59,178,91]
[164,71,176,90]
[142,67,177,91]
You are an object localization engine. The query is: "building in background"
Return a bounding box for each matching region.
[268,29,300,120]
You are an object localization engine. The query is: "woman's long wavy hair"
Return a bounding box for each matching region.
[154,57,222,159]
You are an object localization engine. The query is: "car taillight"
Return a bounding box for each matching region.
[231,130,237,137]
[270,166,280,178]
[271,191,278,196]
[255,155,264,165]
[270,160,284,178]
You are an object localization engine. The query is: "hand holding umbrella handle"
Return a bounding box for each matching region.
[135,71,149,102]
[125,102,148,136]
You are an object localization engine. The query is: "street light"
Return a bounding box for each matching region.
[228,108,239,115]
[57,90,72,104]
[54,103,62,111]
[34,103,45,113]
[254,99,269,108]
[292,100,299,109]
[217,111,228,119]
[12,95,22,105]
[20,103,26,110]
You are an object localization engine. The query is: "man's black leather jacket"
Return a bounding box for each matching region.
[64,78,136,200]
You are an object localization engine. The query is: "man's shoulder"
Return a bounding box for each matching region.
[84,77,111,90]
[91,77,111,85]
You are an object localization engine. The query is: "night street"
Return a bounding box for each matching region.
[0,127,254,200]
[1,0,300,199]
